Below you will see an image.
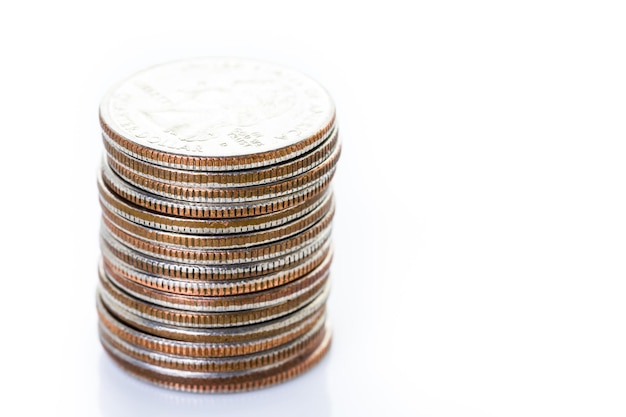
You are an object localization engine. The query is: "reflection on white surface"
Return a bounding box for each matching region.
[98,350,331,417]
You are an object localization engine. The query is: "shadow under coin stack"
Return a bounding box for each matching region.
[95,58,340,392]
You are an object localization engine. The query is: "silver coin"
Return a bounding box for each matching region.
[101,240,333,297]
[97,173,332,234]
[101,191,334,249]
[98,309,325,368]
[101,257,330,312]
[102,126,339,188]
[104,139,340,203]
[96,286,329,342]
[100,218,331,274]
[100,209,333,265]
[100,157,335,216]
[100,321,329,378]
[100,57,335,162]
[98,277,331,328]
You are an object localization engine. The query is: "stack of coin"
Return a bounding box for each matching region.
[95,57,340,392]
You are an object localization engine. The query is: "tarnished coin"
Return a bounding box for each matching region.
[102,127,339,188]
[96,57,340,392]
[99,315,326,372]
[98,284,329,343]
[100,227,331,281]
[99,57,336,171]
[102,241,333,297]
[105,142,341,203]
[101,252,331,312]
[97,295,327,356]
[100,202,334,264]
[98,174,331,234]
[101,323,332,392]
[100,191,334,249]
[101,159,335,218]
[98,266,330,328]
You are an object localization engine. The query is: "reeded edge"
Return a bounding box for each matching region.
[101,241,333,297]
[98,284,329,343]
[97,295,327,356]
[100,111,336,172]
[98,272,331,328]
[101,322,332,392]
[101,191,334,249]
[98,314,326,372]
[98,174,332,234]
[101,255,331,312]
[100,206,334,265]
[102,126,339,188]
[101,157,336,219]
[105,141,341,203]
[100,226,332,281]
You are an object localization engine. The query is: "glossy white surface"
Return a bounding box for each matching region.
[2,1,625,416]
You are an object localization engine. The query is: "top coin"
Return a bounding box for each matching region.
[99,57,336,171]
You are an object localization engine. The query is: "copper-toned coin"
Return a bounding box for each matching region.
[99,57,336,172]
[96,57,339,393]
[98,268,331,328]
[100,226,331,281]
[98,286,329,343]
[102,251,331,312]
[101,322,332,393]
[101,191,334,249]
[99,315,325,372]
[97,295,327,356]
[102,241,333,297]
[103,127,339,188]
[101,202,334,264]
[106,142,341,203]
[98,174,331,234]
[101,159,335,219]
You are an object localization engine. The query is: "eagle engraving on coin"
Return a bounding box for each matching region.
[137,78,297,143]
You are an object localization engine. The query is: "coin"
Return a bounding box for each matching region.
[97,295,327,356]
[98,174,331,234]
[105,142,341,203]
[98,285,329,343]
[101,202,334,264]
[99,316,326,372]
[100,192,334,249]
[101,157,335,218]
[102,127,339,188]
[100,226,331,280]
[102,241,333,297]
[99,57,336,171]
[98,266,331,328]
[96,57,339,392]
[102,253,331,312]
[101,323,332,392]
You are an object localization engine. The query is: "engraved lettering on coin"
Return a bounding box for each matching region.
[100,58,334,157]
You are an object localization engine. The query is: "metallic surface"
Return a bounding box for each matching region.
[101,159,335,218]
[102,127,339,188]
[98,285,329,343]
[96,57,339,392]
[101,323,332,392]
[101,241,333,297]
[98,175,331,234]
[101,205,334,264]
[99,57,335,164]
[98,268,331,328]
[101,192,334,249]
[97,295,327,356]
[105,142,341,203]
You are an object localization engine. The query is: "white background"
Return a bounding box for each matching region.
[2,1,625,416]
